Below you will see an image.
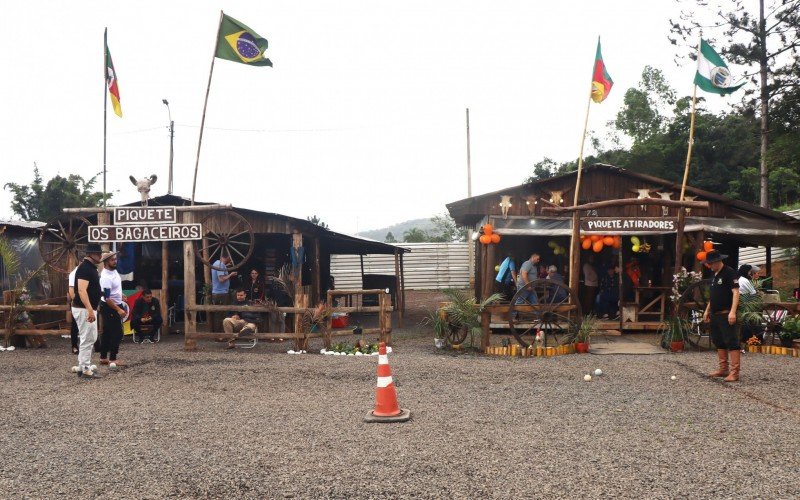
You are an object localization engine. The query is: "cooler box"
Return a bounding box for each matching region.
[331,313,349,328]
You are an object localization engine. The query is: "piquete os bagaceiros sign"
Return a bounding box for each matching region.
[88,206,202,242]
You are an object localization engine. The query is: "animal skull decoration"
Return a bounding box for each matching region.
[524,195,538,215]
[129,175,158,206]
[655,191,673,216]
[545,190,565,206]
[632,188,654,211]
[683,195,696,214]
[499,195,512,219]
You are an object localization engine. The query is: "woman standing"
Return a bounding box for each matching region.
[245,268,266,303]
[737,264,762,347]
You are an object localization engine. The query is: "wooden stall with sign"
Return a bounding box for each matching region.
[446,164,800,345]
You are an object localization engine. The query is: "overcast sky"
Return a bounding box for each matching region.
[0,1,745,234]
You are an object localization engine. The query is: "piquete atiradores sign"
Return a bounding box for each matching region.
[580,217,677,232]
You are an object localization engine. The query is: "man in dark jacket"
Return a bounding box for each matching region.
[702,250,741,382]
[131,289,163,343]
[223,289,261,349]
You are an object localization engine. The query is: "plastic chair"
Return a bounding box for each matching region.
[132,326,161,344]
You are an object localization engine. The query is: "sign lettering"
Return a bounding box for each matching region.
[580,218,677,232]
[114,206,177,225]
[89,224,202,242]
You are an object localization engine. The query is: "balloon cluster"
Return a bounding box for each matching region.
[580,234,622,253]
[695,240,714,261]
[630,236,650,253]
[478,224,501,245]
[548,240,567,255]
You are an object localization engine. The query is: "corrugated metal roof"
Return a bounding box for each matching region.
[0,220,46,230]
[737,209,799,266]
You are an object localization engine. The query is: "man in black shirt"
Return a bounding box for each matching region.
[131,289,163,343]
[702,250,741,382]
[72,244,103,378]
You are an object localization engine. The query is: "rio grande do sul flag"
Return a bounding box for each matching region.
[591,39,613,103]
[694,39,745,95]
[104,30,122,117]
[215,14,273,67]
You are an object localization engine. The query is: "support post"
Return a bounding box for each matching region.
[183,212,197,350]
[313,237,321,304]
[161,242,169,331]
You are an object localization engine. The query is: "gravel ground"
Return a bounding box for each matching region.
[1,291,799,499]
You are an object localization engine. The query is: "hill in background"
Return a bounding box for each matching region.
[357,218,435,242]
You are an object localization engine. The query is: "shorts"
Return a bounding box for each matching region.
[710,313,738,350]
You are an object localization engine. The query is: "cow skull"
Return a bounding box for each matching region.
[683,195,696,214]
[524,195,538,215]
[130,175,158,206]
[656,191,673,216]
[499,195,512,219]
[631,188,654,211]
[546,190,565,206]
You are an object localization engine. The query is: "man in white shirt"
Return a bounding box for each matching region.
[98,251,126,367]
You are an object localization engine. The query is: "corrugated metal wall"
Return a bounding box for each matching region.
[739,209,800,266]
[331,242,470,290]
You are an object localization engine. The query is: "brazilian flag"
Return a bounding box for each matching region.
[215,14,273,67]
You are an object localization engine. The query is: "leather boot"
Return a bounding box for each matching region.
[708,349,729,378]
[724,350,740,382]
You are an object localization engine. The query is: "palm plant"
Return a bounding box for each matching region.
[0,231,48,347]
[432,289,502,347]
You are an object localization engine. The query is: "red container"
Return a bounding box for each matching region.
[331,314,349,328]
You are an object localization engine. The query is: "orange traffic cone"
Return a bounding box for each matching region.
[364,342,411,423]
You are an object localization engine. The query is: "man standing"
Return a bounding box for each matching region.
[702,250,741,382]
[515,253,541,305]
[581,254,599,314]
[211,253,237,334]
[67,265,79,354]
[99,251,126,367]
[72,244,103,378]
[223,289,260,349]
[131,289,163,343]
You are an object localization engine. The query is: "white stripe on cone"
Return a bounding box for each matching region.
[378,355,389,364]
[377,376,393,388]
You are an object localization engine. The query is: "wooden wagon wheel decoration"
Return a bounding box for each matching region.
[38,217,91,274]
[508,279,582,348]
[194,210,254,271]
[676,279,712,349]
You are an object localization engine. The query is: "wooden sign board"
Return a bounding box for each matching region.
[580,218,677,232]
[114,206,177,225]
[89,224,202,242]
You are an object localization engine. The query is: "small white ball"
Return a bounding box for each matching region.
[320,349,327,354]
[355,351,363,356]
[90,364,97,371]
[287,350,296,354]
[109,362,117,369]
[671,375,677,381]
[6,346,15,351]
[594,369,603,376]
[584,374,592,381]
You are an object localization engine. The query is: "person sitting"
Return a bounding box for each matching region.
[131,289,163,343]
[223,289,261,349]
[596,265,620,319]
[546,265,568,303]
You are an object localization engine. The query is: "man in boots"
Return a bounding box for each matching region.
[702,250,741,382]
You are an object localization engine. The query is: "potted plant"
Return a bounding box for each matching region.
[660,317,686,352]
[574,314,596,353]
[428,290,502,349]
[781,316,800,347]
[424,311,448,349]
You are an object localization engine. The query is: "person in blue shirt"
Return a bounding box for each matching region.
[211,253,237,334]
[495,253,517,301]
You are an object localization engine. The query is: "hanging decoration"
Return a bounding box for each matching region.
[499,196,512,219]
[695,240,714,261]
[578,234,623,253]
[547,240,567,256]
[479,224,501,245]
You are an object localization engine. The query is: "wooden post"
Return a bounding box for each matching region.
[480,310,491,350]
[673,210,686,275]
[399,252,406,316]
[161,241,169,331]
[569,211,581,297]
[393,249,403,328]
[313,237,321,304]
[765,247,772,279]
[183,211,197,350]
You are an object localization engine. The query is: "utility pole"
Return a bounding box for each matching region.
[162,99,174,194]
[466,108,475,289]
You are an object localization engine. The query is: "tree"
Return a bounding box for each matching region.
[428,214,467,242]
[4,165,109,221]
[402,227,428,243]
[524,158,573,184]
[669,0,800,207]
[384,231,397,243]
[306,215,329,229]
[615,66,677,144]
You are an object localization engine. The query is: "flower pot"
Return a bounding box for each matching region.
[575,342,590,354]
[670,341,685,353]
[434,338,446,349]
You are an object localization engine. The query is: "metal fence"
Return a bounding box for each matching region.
[331,242,470,290]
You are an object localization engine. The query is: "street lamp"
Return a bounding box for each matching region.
[162,99,174,194]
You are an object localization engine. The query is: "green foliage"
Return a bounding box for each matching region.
[306,215,329,229]
[402,227,428,243]
[524,157,575,184]
[428,214,467,243]
[434,289,502,347]
[573,314,597,344]
[4,166,108,221]
[384,231,397,243]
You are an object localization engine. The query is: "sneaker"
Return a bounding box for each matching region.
[79,369,102,379]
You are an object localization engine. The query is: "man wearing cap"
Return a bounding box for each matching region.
[702,250,741,382]
[72,244,103,378]
[99,251,127,367]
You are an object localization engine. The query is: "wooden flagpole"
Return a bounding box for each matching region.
[103,28,108,207]
[568,81,595,295]
[673,40,700,275]
[191,10,225,205]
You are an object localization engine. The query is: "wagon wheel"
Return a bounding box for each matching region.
[194,210,254,271]
[445,323,469,346]
[508,279,582,348]
[38,217,91,274]
[676,279,712,349]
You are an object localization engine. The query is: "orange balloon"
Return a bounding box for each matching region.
[490,233,500,244]
[703,240,714,252]
[612,236,622,249]
[696,251,707,262]
[483,224,493,236]
[479,234,491,245]
[590,235,602,242]
[602,236,615,246]
[581,238,592,250]
[580,234,587,241]
[592,240,604,253]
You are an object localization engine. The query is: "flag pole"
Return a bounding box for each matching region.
[103,28,108,207]
[673,39,701,275]
[568,76,595,295]
[191,10,225,205]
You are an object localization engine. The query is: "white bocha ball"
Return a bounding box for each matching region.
[70,366,80,373]
[594,369,603,376]
[671,375,677,381]
[287,350,296,354]
[109,362,117,369]
[584,374,592,382]
[6,346,15,351]
[90,364,97,371]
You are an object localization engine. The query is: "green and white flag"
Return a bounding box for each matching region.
[694,39,744,95]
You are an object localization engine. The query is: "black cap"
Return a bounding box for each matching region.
[86,244,102,255]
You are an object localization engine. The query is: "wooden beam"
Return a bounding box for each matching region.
[542,198,710,213]
[62,204,232,214]
[183,211,197,350]
[161,242,169,332]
